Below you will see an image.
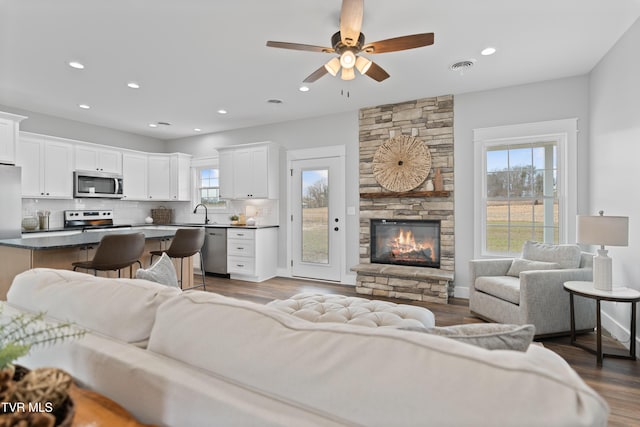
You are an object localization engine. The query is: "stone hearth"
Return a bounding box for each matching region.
[354,95,454,304]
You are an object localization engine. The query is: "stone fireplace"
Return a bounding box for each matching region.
[370,219,441,268]
[352,95,454,304]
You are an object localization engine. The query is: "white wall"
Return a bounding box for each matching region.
[589,17,640,351]
[453,75,590,297]
[166,112,360,281]
[0,104,163,152]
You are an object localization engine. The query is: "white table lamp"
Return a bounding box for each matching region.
[577,211,629,291]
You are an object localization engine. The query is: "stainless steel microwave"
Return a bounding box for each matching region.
[74,170,123,198]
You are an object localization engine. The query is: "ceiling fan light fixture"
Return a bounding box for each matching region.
[339,50,356,69]
[355,56,372,75]
[341,67,355,80]
[324,57,341,76]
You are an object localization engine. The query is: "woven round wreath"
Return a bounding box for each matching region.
[372,135,431,192]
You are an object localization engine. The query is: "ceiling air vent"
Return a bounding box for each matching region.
[449,59,475,72]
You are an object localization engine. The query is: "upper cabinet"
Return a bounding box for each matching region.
[218,142,279,199]
[170,153,191,201]
[75,144,122,174]
[121,152,191,202]
[0,111,27,164]
[17,133,73,199]
[147,154,172,200]
[121,151,148,200]
[15,130,191,202]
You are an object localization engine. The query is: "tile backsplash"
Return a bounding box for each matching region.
[22,198,279,229]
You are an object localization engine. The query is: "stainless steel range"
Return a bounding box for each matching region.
[64,210,131,230]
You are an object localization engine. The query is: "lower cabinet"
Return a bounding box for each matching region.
[227,227,277,282]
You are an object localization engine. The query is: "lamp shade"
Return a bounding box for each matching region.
[577,214,629,247]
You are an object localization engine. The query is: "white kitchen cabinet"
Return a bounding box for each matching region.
[227,227,278,282]
[170,153,192,201]
[0,111,27,164]
[147,154,172,201]
[75,144,122,174]
[218,150,234,199]
[122,152,192,202]
[121,151,148,200]
[17,133,73,199]
[218,142,279,199]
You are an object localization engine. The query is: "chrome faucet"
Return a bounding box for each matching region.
[193,203,210,224]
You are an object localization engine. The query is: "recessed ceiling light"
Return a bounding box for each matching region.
[127,82,140,89]
[78,104,91,109]
[299,86,310,92]
[481,47,497,56]
[148,123,158,128]
[194,128,202,132]
[217,109,228,115]
[68,61,85,69]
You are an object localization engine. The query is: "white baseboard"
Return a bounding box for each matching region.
[276,267,290,278]
[342,272,357,286]
[601,309,639,358]
[275,268,357,287]
[454,285,470,299]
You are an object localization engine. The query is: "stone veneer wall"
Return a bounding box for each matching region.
[356,95,454,303]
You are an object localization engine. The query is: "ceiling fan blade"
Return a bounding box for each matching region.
[365,61,390,82]
[340,0,364,47]
[266,41,334,53]
[363,33,434,54]
[303,65,329,83]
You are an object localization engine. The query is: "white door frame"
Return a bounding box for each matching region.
[286,145,346,282]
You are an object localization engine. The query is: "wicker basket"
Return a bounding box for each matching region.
[151,206,173,225]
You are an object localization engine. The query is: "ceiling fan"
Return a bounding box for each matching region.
[266,0,434,83]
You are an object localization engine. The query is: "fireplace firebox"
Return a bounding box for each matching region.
[370,219,441,268]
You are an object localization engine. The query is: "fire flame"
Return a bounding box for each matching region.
[389,229,435,261]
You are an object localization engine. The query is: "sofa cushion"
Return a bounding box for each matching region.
[506,258,561,277]
[400,324,535,352]
[7,268,181,343]
[135,253,179,288]
[147,291,608,427]
[522,240,581,269]
[474,275,521,304]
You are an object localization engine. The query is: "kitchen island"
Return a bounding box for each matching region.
[0,228,190,299]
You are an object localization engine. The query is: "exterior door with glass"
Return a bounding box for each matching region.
[291,157,344,282]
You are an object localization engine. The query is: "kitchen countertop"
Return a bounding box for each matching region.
[6,223,280,250]
[20,223,280,235]
[0,228,177,250]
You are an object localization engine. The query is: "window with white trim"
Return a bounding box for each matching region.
[192,157,226,209]
[474,119,578,257]
[196,167,225,208]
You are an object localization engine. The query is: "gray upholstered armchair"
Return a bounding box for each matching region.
[469,241,596,338]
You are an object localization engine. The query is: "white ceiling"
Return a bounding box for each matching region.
[1,0,639,140]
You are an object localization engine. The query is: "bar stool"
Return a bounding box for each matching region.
[72,232,145,277]
[150,228,206,290]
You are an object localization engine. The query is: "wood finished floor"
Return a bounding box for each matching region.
[198,274,640,426]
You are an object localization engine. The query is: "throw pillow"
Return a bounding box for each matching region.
[136,253,179,288]
[401,323,535,352]
[521,240,581,269]
[506,258,561,277]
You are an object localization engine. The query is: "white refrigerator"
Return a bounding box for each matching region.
[0,164,22,239]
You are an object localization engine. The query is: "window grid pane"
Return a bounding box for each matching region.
[198,168,225,207]
[485,141,559,255]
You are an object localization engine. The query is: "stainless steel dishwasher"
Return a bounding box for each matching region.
[202,228,228,276]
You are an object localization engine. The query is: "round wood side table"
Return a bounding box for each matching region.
[563,280,640,366]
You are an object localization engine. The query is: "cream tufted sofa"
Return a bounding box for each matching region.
[266,292,435,328]
[5,268,609,427]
